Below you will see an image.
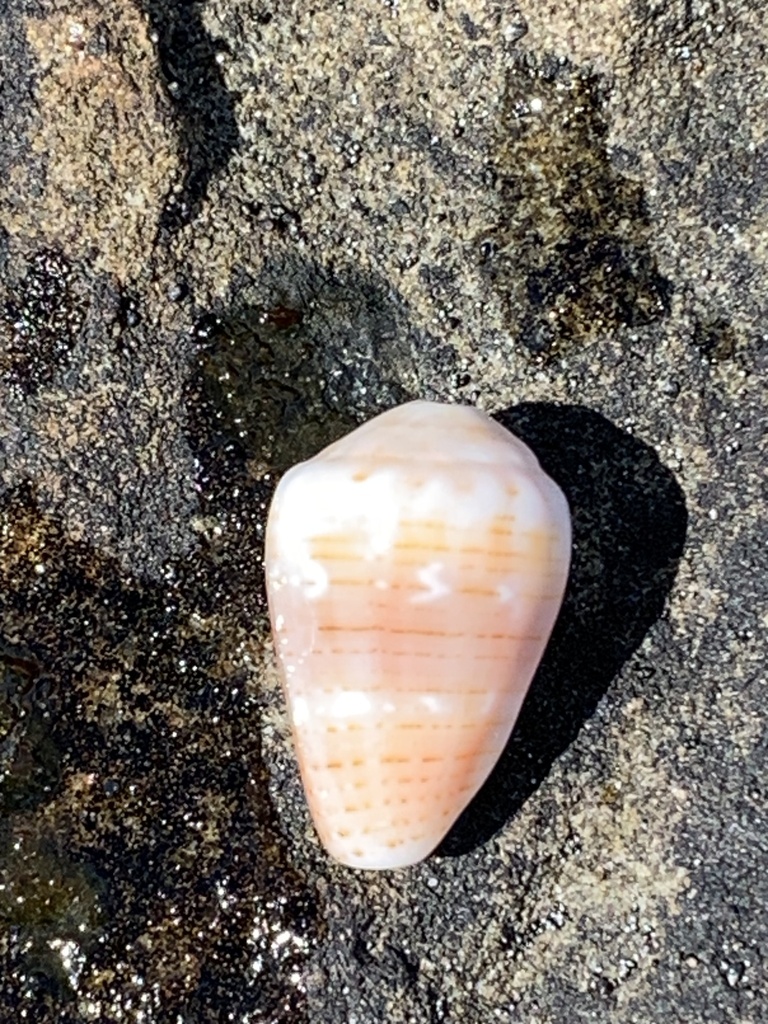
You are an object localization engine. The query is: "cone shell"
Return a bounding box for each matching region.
[265,401,571,869]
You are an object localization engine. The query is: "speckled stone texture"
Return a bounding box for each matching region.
[0,2,765,1022]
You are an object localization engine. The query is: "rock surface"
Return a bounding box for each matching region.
[0,1,765,1021]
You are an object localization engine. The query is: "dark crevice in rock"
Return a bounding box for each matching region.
[138,1,241,233]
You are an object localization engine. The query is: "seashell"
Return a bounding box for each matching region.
[265,401,571,869]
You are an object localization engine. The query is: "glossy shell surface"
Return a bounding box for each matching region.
[265,401,571,869]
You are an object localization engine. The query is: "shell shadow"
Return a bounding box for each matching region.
[436,402,688,857]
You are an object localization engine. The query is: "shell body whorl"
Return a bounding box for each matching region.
[265,401,571,869]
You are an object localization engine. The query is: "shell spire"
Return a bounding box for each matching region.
[265,401,571,869]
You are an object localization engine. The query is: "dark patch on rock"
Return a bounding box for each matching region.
[0,829,106,1008]
[693,315,740,363]
[1,644,61,814]
[0,250,89,395]
[193,255,458,475]
[486,58,671,359]
[0,487,318,1021]
[117,288,142,330]
[139,1,241,232]
[460,14,483,41]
